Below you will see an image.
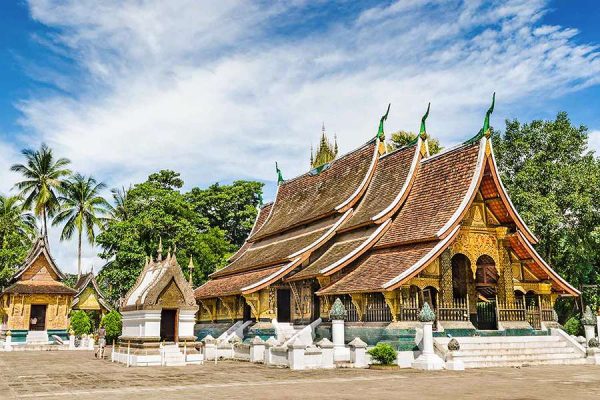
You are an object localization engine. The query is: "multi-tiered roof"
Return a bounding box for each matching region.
[195,109,578,301]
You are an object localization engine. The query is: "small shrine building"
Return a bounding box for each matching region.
[0,236,76,344]
[194,105,578,342]
[72,271,113,328]
[120,244,198,349]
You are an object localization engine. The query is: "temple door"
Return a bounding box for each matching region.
[160,309,178,342]
[29,304,47,331]
[277,289,291,323]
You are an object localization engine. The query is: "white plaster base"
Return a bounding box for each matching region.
[396,351,417,368]
[411,353,445,370]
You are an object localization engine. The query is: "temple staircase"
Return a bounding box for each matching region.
[435,331,587,368]
[276,323,305,343]
[26,330,49,345]
[161,344,186,366]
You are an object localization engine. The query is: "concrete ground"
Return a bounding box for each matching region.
[1,350,599,399]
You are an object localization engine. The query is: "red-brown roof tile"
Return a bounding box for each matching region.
[195,265,283,299]
[376,142,481,247]
[343,144,417,229]
[317,241,439,295]
[3,281,76,295]
[251,141,377,240]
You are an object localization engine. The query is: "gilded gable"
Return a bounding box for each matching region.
[157,279,185,308]
[21,254,59,282]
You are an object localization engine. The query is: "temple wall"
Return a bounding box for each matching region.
[1,293,71,331]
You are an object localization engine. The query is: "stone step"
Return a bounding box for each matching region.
[452,346,576,357]
[458,351,583,363]
[436,335,558,344]
[462,357,587,368]
[445,341,569,350]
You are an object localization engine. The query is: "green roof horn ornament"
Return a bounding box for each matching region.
[464,92,496,145]
[377,103,391,141]
[275,162,284,185]
[419,102,431,139]
[482,92,495,138]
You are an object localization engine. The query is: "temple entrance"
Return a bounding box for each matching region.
[160,309,178,342]
[475,255,499,330]
[312,292,321,321]
[243,302,254,322]
[29,304,47,331]
[451,254,469,299]
[277,288,291,323]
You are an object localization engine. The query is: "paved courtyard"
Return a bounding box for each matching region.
[0,350,599,399]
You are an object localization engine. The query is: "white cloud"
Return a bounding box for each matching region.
[588,130,600,155]
[2,0,600,273]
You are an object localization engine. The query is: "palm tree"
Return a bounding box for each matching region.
[0,195,37,249]
[107,186,131,221]
[10,143,71,236]
[52,174,110,277]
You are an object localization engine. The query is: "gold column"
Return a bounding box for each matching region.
[439,249,453,304]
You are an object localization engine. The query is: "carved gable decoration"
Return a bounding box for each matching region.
[158,279,185,307]
[121,253,198,312]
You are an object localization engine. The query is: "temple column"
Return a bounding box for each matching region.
[498,245,515,304]
[439,250,453,304]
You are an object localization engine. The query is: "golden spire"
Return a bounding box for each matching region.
[157,237,163,261]
[188,256,194,285]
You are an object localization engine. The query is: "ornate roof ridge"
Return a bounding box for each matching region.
[13,235,66,282]
[420,138,480,165]
[276,138,377,186]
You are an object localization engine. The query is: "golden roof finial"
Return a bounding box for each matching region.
[157,237,163,261]
[188,256,194,285]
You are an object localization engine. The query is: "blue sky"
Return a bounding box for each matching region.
[0,0,599,273]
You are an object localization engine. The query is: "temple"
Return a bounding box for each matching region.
[72,270,113,328]
[116,243,201,366]
[195,102,579,350]
[0,236,75,344]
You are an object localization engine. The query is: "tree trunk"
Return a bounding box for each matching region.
[77,229,82,279]
[42,208,47,237]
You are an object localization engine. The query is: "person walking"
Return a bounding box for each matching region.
[95,326,106,359]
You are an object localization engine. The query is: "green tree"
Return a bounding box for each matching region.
[0,195,36,287]
[96,172,235,303]
[10,143,71,236]
[492,112,600,315]
[388,130,443,155]
[107,186,130,222]
[70,310,92,336]
[148,170,184,189]
[100,310,122,343]
[186,181,263,246]
[53,174,110,278]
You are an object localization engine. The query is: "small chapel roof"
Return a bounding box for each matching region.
[72,272,113,311]
[121,246,197,312]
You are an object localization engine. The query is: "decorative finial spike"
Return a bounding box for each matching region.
[157,237,163,261]
[275,162,284,185]
[482,92,495,138]
[188,256,194,285]
[377,103,391,140]
[420,102,430,138]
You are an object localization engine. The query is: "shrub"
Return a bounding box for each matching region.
[563,316,582,336]
[100,310,122,343]
[70,310,92,336]
[367,343,397,365]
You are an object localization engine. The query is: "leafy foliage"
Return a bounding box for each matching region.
[492,112,600,315]
[97,171,260,303]
[52,173,110,277]
[388,130,442,155]
[186,181,263,247]
[10,143,71,235]
[70,310,92,336]
[563,316,582,336]
[367,343,397,365]
[0,195,35,287]
[100,310,122,343]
